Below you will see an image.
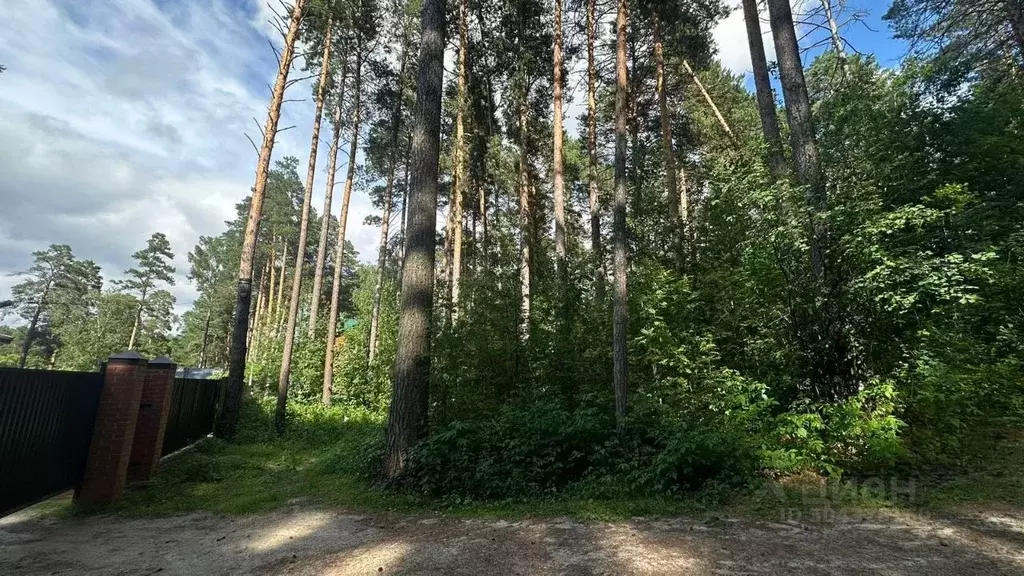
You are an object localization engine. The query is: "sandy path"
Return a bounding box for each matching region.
[2,503,1023,575]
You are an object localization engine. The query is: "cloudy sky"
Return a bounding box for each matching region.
[0,0,901,319]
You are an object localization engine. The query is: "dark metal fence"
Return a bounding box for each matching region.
[0,367,104,516]
[162,377,223,456]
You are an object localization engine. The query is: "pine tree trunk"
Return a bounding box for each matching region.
[274,240,288,333]
[517,100,532,342]
[265,241,278,337]
[741,0,787,180]
[653,13,683,268]
[552,0,566,284]
[321,47,363,411]
[216,0,305,440]
[586,0,604,301]
[249,259,270,353]
[278,17,333,406]
[766,0,826,279]
[612,0,630,423]
[369,29,411,364]
[200,308,212,369]
[127,285,148,352]
[397,131,413,293]
[384,0,445,481]
[308,56,350,339]
[17,285,48,369]
[448,0,468,318]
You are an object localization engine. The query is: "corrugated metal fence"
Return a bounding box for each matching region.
[161,377,223,457]
[0,367,104,516]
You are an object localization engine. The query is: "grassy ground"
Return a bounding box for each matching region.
[56,401,1024,521]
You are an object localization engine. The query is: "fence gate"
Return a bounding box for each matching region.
[0,368,105,516]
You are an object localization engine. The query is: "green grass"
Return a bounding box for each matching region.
[50,401,1024,521]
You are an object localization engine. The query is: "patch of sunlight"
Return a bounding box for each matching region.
[590,523,707,575]
[320,541,413,575]
[249,511,334,552]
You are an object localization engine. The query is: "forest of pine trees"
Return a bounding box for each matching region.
[5,0,1024,495]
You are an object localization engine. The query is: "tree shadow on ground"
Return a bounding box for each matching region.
[3,503,1023,575]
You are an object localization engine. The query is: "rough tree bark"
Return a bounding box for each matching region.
[322,46,363,408]
[369,26,411,364]
[278,17,334,416]
[308,56,350,339]
[384,0,445,481]
[216,0,306,440]
[552,0,566,284]
[741,0,787,180]
[767,0,826,279]
[586,0,604,301]
[612,0,629,423]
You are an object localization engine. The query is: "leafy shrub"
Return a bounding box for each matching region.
[654,424,759,491]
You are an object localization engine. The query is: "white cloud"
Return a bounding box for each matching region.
[712,0,812,79]
[0,0,380,320]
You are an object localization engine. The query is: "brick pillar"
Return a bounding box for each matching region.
[75,351,147,505]
[127,356,177,485]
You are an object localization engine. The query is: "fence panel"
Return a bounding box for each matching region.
[0,368,104,516]
[162,377,222,456]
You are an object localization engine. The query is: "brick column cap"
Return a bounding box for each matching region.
[109,350,148,364]
[149,356,176,368]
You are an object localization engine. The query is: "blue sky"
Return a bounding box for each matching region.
[0,0,909,318]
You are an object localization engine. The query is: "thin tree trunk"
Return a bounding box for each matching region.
[216,0,305,440]
[321,46,363,409]
[653,13,683,267]
[586,0,604,301]
[200,308,212,369]
[741,0,787,179]
[767,0,826,279]
[681,60,737,143]
[477,173,487,267]
[278,17,333,409]
[517,100,532,342]
[265,240,277,340]
[820,0,846,69]
[127,286,146,351]
[612,0,629,423]
[397,131,412,293]
[384,0,445,481]
[308,56,350,339]
[274,240,288,333]
[249,259,270,353]
[17,284,49,368]
[552,0,566,284]
[454,0,469,317]
[369,28,411,364]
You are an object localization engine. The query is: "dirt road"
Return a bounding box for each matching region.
[2,502,1022,575]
